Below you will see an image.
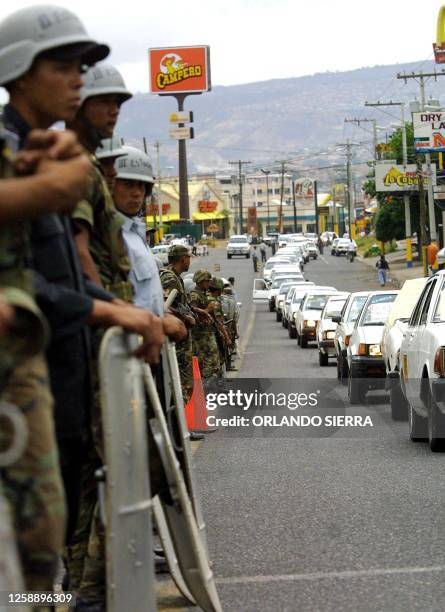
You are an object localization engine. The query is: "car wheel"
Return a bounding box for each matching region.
[427,383,445,452]
[283,318,288,329]
[390,383,409,421]
[300,335,308,348]
[289,326,296,339]
[276,310,282,322]
[227,254,232,259]
[297,331,301,345]
[246,254,250,259]
[348,371,366,405]
[268,301,275,312]
[319,351,328,366]
[408,404,427,442]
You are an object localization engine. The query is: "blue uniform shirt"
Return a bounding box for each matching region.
[120,215,164,316]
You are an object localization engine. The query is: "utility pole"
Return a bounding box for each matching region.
[279,161,285,233]
[229,160,250,234]
[337,141,361,239]
[398,70,445,272]
[344,118,378,160]
[154,141,163,239]
[313,180,319,235]
[261,169,271,233]
[365,100,413,268]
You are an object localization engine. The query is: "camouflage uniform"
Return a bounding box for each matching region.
[0,126,66,591]
[209,279,230,374]
[160,264,194,403]
[69,155,133,602]
[189,272,220,382]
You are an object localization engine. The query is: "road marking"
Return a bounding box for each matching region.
[319,254,329,265]
[228,301,256,378]
[215,564,445,586]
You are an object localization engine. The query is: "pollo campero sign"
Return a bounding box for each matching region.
[149,46,211,94]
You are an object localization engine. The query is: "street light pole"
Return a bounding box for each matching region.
[261,169,271,233]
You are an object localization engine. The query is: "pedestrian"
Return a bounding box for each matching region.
[376,254,390,286]
[427,241,439,275]
[208,277,232,373]
[252,246,259,272]
[260,241,267,262]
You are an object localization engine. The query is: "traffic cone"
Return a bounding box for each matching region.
[185,357,217,433]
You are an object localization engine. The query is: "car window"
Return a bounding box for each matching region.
[433,279,445,322]
[410,282,433,326]
[419,279,437,325]
[324,300,347,319]
[229,237,248,243]
[305,295,330,311]
[346,295,368,323]
[360,293,397,326]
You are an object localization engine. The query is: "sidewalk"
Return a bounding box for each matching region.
[358,244,426,288]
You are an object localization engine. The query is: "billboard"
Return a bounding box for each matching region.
[375,162,437,192]
[413,112,445,152]
[149,46,211,94]
[294,178,314,198]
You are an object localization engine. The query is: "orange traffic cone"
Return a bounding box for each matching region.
[185,357,217,433]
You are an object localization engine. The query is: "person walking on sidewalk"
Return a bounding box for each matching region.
[252,247,259,272]
[376,254,390,286]
[260,241,267,262]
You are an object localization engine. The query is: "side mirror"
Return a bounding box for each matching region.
[332,315,341,324]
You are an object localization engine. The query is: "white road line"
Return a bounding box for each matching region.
[319,254,329,265]
[215,565,445,585]
[228,302,256,378]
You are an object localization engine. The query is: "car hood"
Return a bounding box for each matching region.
[301,309,322,321]
[319,319,337,333]
[357,325,385,344]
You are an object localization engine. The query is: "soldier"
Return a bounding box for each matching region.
[95,135,127,190]
[0,8,164,604]
[208,277,232,373]
[189,271,221,382]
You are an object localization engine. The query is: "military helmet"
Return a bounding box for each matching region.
[193,270,211,284]
[96,135,127,160]
[0,5,109,86]
[80,63,132,105]
[209,277,224,290]
[168,244,190,258]
[115,146,155,183]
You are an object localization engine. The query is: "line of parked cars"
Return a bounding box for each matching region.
[254,245,445,453]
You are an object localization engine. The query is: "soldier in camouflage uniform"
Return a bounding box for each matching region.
[160,245,195,403]
[189,271,221,382]
[208,277,232,374]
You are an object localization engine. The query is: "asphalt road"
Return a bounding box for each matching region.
[182,247,445,611]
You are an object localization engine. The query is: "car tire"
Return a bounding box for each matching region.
[269,301,275,312]
[283,318,288,329]
[246,254,250,259]
[276,310,282,322]
[319,351,328,366]
[427,383,445,452]
[348,371,366,404]
[289,326,296,339]
[408,404,427,442]
[227,254,232,259]
[300,335,308,348]
[390,383,409,421]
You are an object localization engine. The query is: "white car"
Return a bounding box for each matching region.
[333,291,370,384]
[305,233,318,243]
[334,238,356,256]
[381,277,428,421]
[263,257,292,281]
[268,274,305,312]
[152,244,169,265]
[307,243,319,259]
[283,282,315,329]
[347,290,399,404]
[317,293,350,366]
[294,288,338,348]
[398,271,445,451]
[276,281,309,323]
[227,235,251,259]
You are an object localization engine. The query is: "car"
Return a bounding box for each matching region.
[333,291,370,384]
[347,290,399,404]
[317,293,350,366]
[268,272,305,311]
[275,281,304,322]
[397,271,445,451]
[304,233,318,244]
[226,235,251,259]
[335,238,356,257]
[294,288,338,347]
[263,257,293,281]
[381,277,428,421]
[331,238,340,255]
[307,243,319,260]
[152,244,169,265]
[283,282,315,329]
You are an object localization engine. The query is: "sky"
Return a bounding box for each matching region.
[1,0,444,94]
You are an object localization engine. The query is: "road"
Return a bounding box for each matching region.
[172,247,445,612]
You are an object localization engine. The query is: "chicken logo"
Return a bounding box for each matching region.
[156,53,203,90]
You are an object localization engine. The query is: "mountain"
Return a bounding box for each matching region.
[118,60,443,182]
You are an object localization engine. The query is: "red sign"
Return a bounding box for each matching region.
[198,201,217,212]
[147,203,170,215]
[149,46,211,94]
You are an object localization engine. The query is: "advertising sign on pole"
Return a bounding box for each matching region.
[149,46,211,95]
[375,162,437,192]
[413,112,445,152]
[294,178,314,198]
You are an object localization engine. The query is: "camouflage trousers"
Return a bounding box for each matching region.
[176,333,193,404]
[192,332,221,382]
[0,354,66,591]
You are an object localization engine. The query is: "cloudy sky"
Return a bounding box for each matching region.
[1,0,444,92]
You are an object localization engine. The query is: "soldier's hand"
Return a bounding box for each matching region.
[15,129,83,174]
[163,313,187,342]
[36,155,92,213]
[114,306,164,364]
[184,314,196,328]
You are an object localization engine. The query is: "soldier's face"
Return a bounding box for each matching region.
[114,178,146,216]
[180,255,191,272]
[14,59,84,127]
[82,95,122,138]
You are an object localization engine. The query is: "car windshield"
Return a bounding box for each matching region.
[434,283,445,321]
[361,294,397,326]
[305,294,330,311]
[272,276,301,288]
[324,300,347,319]
[347,295,368,323]
[229,237,248,243]
[265,260,288,269]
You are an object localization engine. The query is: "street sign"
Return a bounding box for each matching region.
[434,6,445,63]
[169,111,194,124]
[375,162,437,192]
[169,127,194,140]
[413,112,445,152]
[149,46,211,95]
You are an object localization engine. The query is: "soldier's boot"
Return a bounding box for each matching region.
[76,502,106,608]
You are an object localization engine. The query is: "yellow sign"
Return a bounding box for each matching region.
[434,6,445,63]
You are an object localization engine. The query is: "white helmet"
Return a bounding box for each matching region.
[80,63,132,105]
[115,146,155,184]
[96,135,127,160]
[0,5,109,86]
